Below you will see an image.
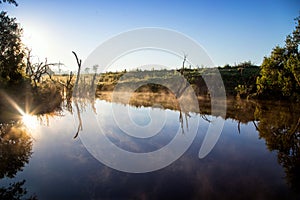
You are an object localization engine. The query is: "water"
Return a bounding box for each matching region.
[0,96,299,200]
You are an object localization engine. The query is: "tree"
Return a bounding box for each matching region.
[256,16,300,99]
[0,0,18,6]
[25,50,59,89]
[0,11,25,85]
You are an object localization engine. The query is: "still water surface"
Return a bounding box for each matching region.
[0,96,299,200]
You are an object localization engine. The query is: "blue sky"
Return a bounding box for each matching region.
[2,0,300,70]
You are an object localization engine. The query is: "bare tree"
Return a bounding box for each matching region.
[180,53,187,75]
[84,67,90,74]
[26,50,61,89]
[72,51,82,97]
[92,64,99,73]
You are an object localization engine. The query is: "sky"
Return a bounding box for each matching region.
[1,0,300,72]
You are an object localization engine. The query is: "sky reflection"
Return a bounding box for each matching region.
[1,99,298,199]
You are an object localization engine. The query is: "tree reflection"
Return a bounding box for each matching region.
[254,102,300,192]
[212,99,300,192]
[70,73,300,193]
[0,123,37,199]
[0,180,37,200]
[0,123,33,178]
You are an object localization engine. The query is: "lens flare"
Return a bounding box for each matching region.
[0,90,38,129]
[22,114,38,129]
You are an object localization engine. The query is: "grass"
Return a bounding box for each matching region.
[55,66,260,97]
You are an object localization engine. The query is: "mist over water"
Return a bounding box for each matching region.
[0,96,299,199]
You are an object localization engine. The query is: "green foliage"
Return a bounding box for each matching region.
[257,16,300,100]
[96,66,260,97]
[288,54,300,88]
[235,84,248,98]
[236,61,254,68]
[0,11,25,86]
[220,65,259,96]
[0,0,18,7]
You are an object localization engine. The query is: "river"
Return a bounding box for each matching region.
[0,93,299,200]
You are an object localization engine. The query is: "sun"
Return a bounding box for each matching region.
[22,114,38,129]
[0,90,38,130]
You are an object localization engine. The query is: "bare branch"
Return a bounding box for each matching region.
[72,51,82,96]
[72,51,82,69]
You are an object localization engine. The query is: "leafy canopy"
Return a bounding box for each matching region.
[0,11,25,85]
[0,0,18,6]
[257,16,300,99]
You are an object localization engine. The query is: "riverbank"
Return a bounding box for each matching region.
[0,65,296,123]
[95,66,260,97]
[0,81,63,123]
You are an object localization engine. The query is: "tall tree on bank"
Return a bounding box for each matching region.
[0,0,25,86]
[257,16,300,100]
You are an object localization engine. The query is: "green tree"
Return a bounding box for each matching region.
[257,16,300,99]
[0,11,25,85]
[0,0,18,6]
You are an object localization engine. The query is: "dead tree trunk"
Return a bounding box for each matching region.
[72,51,82,97]
[180,53,187,75]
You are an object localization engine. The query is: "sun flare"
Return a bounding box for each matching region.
[22,114,38,129]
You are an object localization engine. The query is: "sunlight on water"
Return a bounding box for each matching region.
[22,114,38,129]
